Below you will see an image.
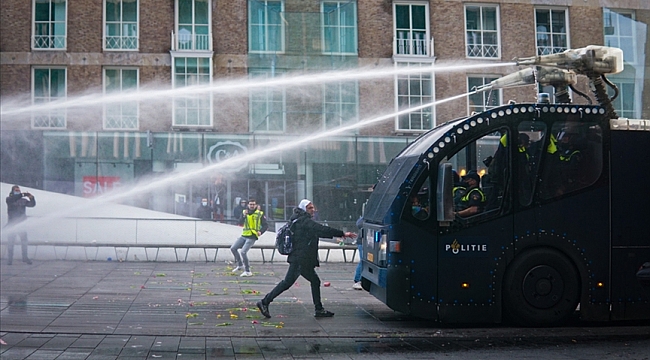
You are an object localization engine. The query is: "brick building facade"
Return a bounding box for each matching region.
[1,0,648,221]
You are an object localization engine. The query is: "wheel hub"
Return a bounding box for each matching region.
[522,265,565,309]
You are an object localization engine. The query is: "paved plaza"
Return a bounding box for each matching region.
[1,260,649,359]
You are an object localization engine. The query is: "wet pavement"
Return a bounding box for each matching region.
[1,260,649,359]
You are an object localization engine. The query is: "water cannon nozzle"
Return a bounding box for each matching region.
[488,68,536,89]
[515,46,623,75]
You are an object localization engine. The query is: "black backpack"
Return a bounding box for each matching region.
[276,219,298,255]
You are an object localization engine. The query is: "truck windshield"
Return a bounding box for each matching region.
[364,155,420,222]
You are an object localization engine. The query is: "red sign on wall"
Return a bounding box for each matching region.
[82,176,122,197]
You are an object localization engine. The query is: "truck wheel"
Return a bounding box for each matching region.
[361,277,371,291]
[503,248,580,326]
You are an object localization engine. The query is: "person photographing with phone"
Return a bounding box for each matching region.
[5,185,36,265]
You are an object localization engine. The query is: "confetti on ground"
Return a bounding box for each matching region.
[185,313,198,318]
[216,322,233,326]
[155,273,166,277]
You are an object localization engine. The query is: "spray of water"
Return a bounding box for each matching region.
[4,88,489,233]
[1,62,517,118]
[3,60,518,232]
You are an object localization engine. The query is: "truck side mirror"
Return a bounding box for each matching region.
[437,163,454,223]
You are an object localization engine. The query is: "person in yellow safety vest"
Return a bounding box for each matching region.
[452,170,468,211]
[230,198,268,277]
[454,171,486,217]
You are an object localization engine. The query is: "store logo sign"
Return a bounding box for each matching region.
[206,141,248,172]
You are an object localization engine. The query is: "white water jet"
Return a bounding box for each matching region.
[1,61,517,118]
[4,87,485,234]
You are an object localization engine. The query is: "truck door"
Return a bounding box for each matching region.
[436,128,513,323]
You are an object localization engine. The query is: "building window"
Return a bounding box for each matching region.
[175,0,211,51]
[395,62,433,131]
[465,5,499,58]
[33,0,67,49]
[104,0,138,50]
[104,68,138,130]
[394,3,429,56]
[608,79,636,118]
[468,76,501,114]
[173,57,212,127]
[249,69,285,132]
[322,1,357,55]
[604,9,636,64]
[33,68,66,128]
[324,81,358,130]
[535,8,568,55]
[249,0,284,53]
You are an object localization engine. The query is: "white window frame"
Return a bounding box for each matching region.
[249,69,286,133]
[467,76,502,115]
[603,8,637,65]
[175,0,212,52]
[32,67,67,129]
[393,2,430,57]
[464,4,500,59]
[32,0,67,50]
[394,61,435,132]
[321,1,358,55]
[534,7,569,55]
[609,78,641,119]
[103,67,139,130]
[323,80,359,131]
[103,0,139,51]
[172,55,213,127]
[248,0,285,54]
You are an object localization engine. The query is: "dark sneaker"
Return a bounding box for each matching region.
[314,309,334,317]
[257,300,271,318]
[23,259,32,265]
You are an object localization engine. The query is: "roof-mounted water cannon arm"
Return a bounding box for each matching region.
[536,66,577,86]
[515,45,624,75]
[473,68,535,93]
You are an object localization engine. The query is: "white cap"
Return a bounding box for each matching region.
[298,199,312,211]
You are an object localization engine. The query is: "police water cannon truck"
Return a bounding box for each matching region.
[359,46,650,326]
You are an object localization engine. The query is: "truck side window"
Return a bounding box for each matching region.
[447,128,510,221]
[517,122,547,206]
[540,122,603,199]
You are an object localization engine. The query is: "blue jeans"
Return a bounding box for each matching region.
[262,261,323,311]
[230,236,256,272]
[354,244,363,283]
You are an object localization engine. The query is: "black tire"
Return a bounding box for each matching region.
[502,248,580,326]
[361,277,371,292]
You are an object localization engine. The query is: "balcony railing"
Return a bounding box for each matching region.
[105,36,138,50]
[537,45,567,56]
[394,32,434,57]
[171,31,212,52]
[466,44,499,58]
[32,35,66,49]
[105,115,138,130]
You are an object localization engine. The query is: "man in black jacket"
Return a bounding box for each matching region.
[257,199,355,318]
[5,185,36,265]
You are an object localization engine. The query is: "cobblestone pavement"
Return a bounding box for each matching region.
[1,261,649,359]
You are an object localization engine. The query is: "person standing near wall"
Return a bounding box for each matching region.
[5,185,36,265]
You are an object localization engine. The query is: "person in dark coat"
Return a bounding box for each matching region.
[257,199,356,318]
[5,185,36,265]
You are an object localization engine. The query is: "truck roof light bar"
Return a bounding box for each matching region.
[610,118,650,131]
